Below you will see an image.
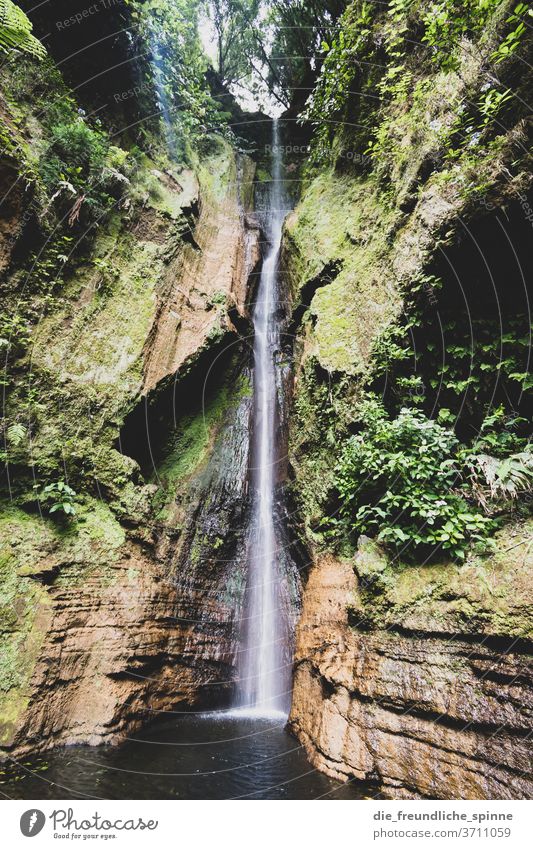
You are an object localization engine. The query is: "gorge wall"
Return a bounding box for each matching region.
[283,0,533,799]
[285,183,533,798]
[0,47,264,752]
[289,536,533,799]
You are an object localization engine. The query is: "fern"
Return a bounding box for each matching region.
[6,422,26,446]
[0,0,46,60]
[493,452,533,499]
[467,449,533,508]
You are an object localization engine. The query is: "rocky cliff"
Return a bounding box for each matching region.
[283,0,533,799]
[0,53,262,752]
[289,529,533,799]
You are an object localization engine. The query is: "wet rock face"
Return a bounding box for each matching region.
[142,153,260,395]
[0,142,261,755]
[9,541,186,753]
[167,370,254,706]
[2,383,254,755]
[288,545,533,799]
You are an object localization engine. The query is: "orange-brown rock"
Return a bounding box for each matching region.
[288,536,533,799]
[9,540,180,753]
[142,154,260,394]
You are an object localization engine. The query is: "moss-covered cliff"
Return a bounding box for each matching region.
[0,32,262,752]
[284,0,533,799]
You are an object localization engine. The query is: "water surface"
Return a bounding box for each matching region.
[1,712,367,800]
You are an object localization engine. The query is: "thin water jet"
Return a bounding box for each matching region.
[235,119,294,716]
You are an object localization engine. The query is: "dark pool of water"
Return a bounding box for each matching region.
[0,711,368,800]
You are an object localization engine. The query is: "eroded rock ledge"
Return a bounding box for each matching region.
[288,531,533,799]
[0,137,260,755]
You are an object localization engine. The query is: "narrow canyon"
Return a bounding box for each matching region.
[0,0,532,800]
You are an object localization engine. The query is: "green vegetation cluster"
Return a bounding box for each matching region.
[337,270,533,560]
[0,59,136,512]
[333,397,532,561]
[0,0,45,60]
[133,0,235,157]
[0,1,241,522]
[304,0,531,176]
[310,276,533,563]
[287,0,533,563]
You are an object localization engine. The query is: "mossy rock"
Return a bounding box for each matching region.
[284,173,400,375]
[350,521,533,640]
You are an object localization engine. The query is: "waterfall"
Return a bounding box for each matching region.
[235,119,292,716]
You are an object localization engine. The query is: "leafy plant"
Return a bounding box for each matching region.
[369,307,532,442]
[302,0,521,172]
[27,234,74,297]
[36,481,78,518]
[465,448,533,510]
[478,87,513,127]
[492,2,531,64]
[334,398,494,560]
[466,406,528,458]
[39,119,127,227]
[0,312,32,360]
[421,0,497,72]
[302,1,375,154]
[6,422,26,446]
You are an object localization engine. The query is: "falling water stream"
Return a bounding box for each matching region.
[236,119,291,715]
[1,121,365,800]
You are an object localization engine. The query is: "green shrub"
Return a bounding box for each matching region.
[35,480,77,519]
[39,119,128,227]
[0,312,32,361]
[464,448,533,510]
[465,405,529,458]
[46,121,108,174]
[334,398,493,560]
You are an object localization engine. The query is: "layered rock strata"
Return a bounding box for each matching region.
[0,140,260,754]
[289,534,533,799]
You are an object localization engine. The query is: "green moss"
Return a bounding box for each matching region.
[135,163,199,219]
[152,370,251,520]
[126,566,139,584]
[0,498,127,744]
[196,137,237,203]
[255,167,271,183]
[289,350,358,537]
[0,510,52,745]
[4,176,168,493]
[285,173,400,375]
[157,409,216,486]
[0,501,125,585]
[350,522,533,639]
[33,230,159,392]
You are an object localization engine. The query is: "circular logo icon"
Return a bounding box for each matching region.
[20,809,46,837]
